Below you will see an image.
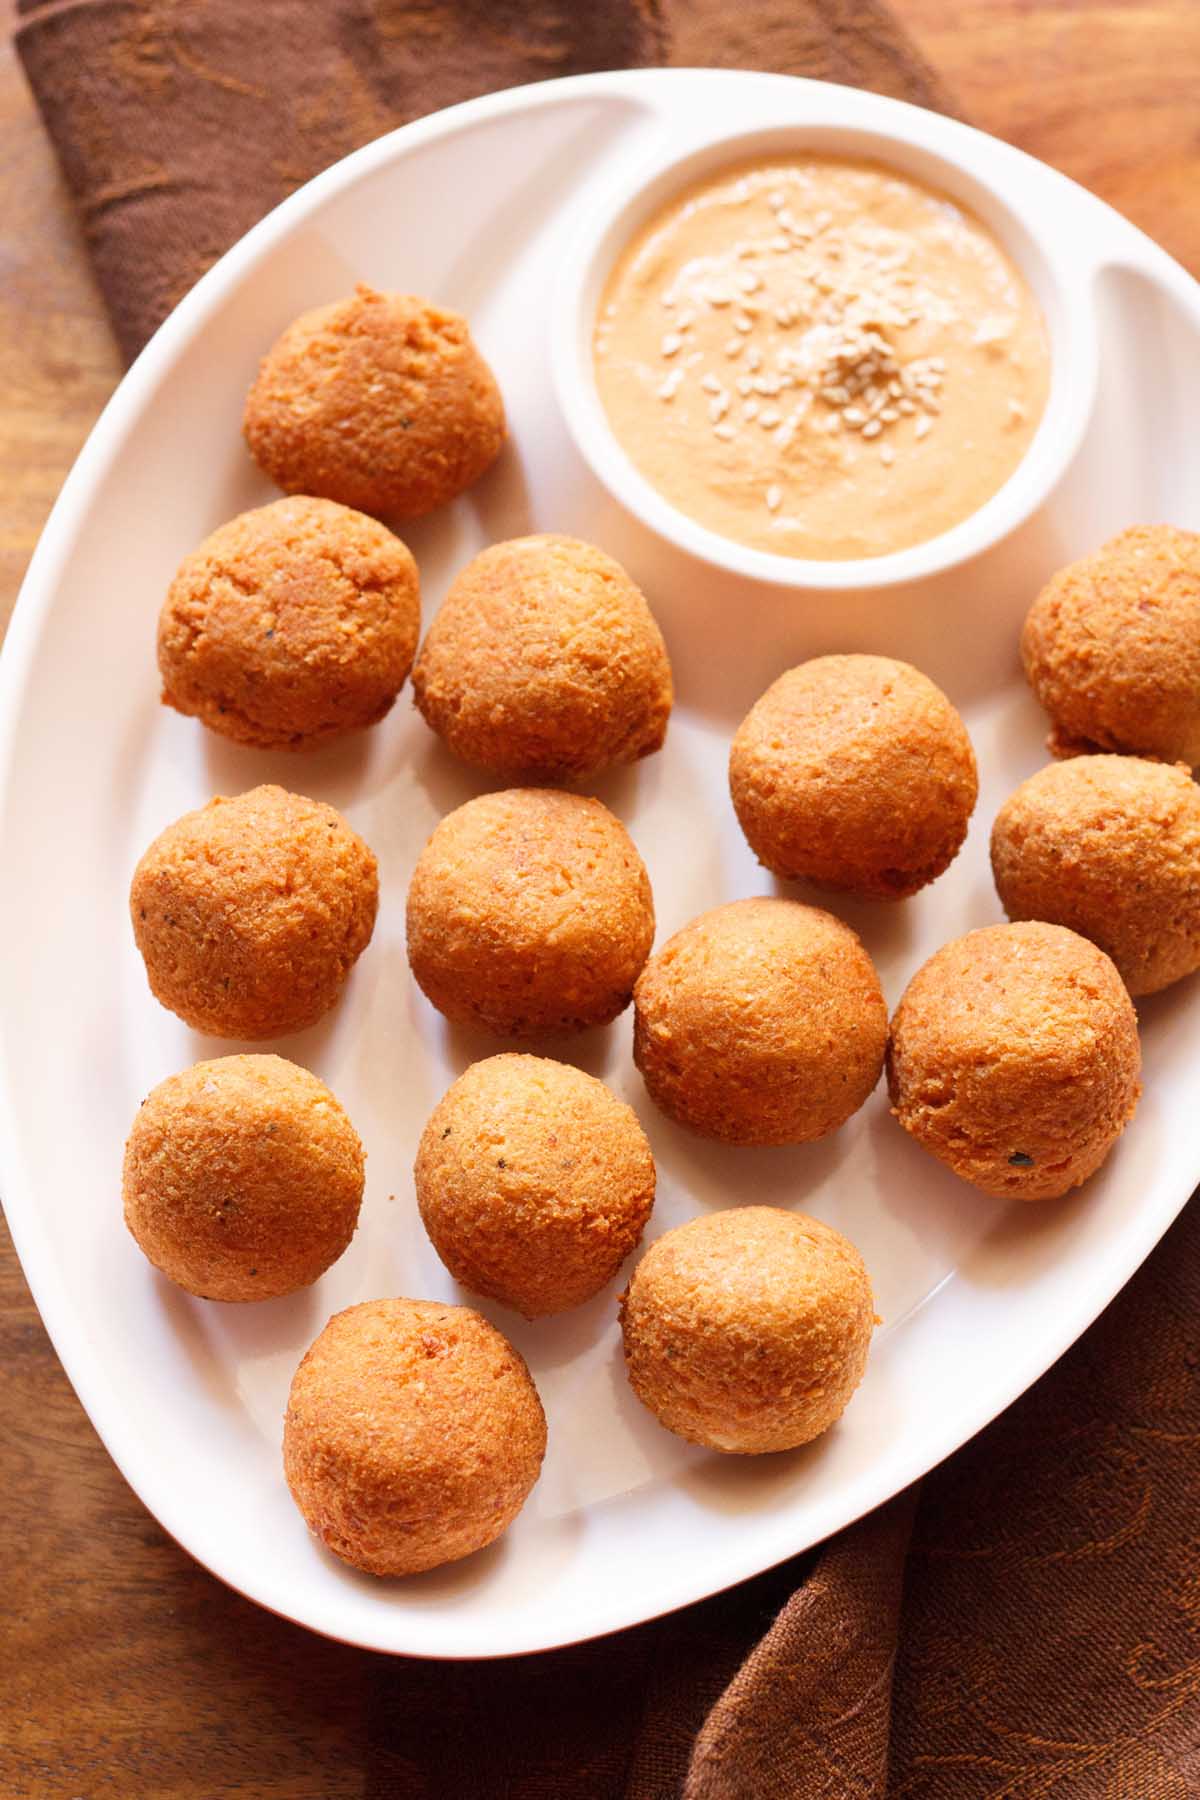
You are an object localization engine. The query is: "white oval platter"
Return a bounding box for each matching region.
[2,70,1199,1658]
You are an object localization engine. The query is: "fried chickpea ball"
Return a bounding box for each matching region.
[887,921,1141,1201]
[729,655,978,899]
[633,897,887,1146]
[1021,525,1200,764]
[411,535,673,781]
[415,1055,655,1317]
[122,1055,363,1301]
[283,1298,546,1576]
[130,785,378,1039]
[992,756,1200,996]
[157,497,420,751]
[620,1207,875,1454]
[243,285,505,519]
[406,789,654,1038]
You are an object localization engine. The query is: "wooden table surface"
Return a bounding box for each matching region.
[4,4,1200,1794]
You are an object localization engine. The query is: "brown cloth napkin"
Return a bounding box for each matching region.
[15,4,1200,1795]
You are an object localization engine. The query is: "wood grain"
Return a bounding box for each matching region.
[2,4,1199,1794]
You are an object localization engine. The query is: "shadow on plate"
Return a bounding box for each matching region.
[155,1275,323,1406]
[406,699,662,825]
[182,992,353,1072]
[197,712,380,814]
[464,1277,625,1377]
[597,1334,700,1486]
[465,434,535,547]
[308,1521,513,1605]
[430,1008,624,1084]
[679,1427,838,1519]
[633,1093,857,1215]
[768,870,918,973]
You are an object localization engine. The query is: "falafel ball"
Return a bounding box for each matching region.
[243,284,505,519]
[406,789,654,1037]
[411,535,673,781]
[123,1055,364,1301]
[887,921,1141,1200]
[729,655,978,899]
[415,1055,655,1317]
[131,785,378,1039]
[633,897,887,1146]
[283,1298,546,1576]
[992,756,1200,996]
[620,1207,875,1454]
[157,497,420,751]
[1021,525,1200,764]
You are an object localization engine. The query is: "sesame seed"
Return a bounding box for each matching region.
[713,422,736,440]
[708,394,730,422]
[914,415,933,439]
[879,443,895,466]
[766,485,783,511]
[661,333,682,358]
[709,293,732,308]
[879,407,900,423]
[740,272,762,293]
[724,338,744,358]
[734,314,754,333]
[842,406,866,426]
[746,346,763,371]
[743,400,760,419]
[701,373,722,394]
[736,376,754,396]
[768,190,786,211]
[758,408,782,428]
[861,419,882,438]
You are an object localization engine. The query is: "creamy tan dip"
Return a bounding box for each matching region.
[593,157,1051,561]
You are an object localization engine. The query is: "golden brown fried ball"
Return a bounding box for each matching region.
[122,1055,363,1301]
[411,535,673,781]
[157,497,420,751]
[620,1207,875,1455]
[887,921,1141,1200]
[243,285,505,519]
[729,655,978,899]
[991,756,1200,996]
[633,897,887,1146]
[406,789,654,1038]
[1021,525,1200,764]
[283,1298,546,1576]
[415,1054,655,1317]
[131,785,378,1039]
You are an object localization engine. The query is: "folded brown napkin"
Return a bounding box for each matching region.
[15,3,1200,1794]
